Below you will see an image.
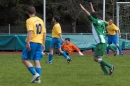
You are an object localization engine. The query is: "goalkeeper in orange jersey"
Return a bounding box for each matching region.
[61,38,83,56]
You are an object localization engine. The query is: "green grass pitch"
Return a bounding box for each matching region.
[0,54,130,86]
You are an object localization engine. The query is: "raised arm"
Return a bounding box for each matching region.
[80,4,90,16]
[90,2,95,12]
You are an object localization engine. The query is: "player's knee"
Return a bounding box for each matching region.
[116,44,119,46]
[58,48,62,53]
[94,57,102,63]
[22,59,27,64]
[94,57,98,62]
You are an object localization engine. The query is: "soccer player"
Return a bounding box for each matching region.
[80,2,114,75]
[47,15,72,64]
[106,19,123,55]
[61,38,83,55]
[22,6,46,83]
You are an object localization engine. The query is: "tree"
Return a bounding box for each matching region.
[46,0,89,33]
[0,0,43,26]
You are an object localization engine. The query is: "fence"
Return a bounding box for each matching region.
[0,26,130,54]
[0,25,90,34]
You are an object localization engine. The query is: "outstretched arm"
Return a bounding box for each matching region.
[72,44,84,56]
[80,4,90,16]
[90,2,95,12]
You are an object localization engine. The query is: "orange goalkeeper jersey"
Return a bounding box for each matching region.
[61,43,80,54]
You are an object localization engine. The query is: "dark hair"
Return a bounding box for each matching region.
[27,6,36,14]
[90,12,98,19]
[53,15,60,22]
[65,38,70,41]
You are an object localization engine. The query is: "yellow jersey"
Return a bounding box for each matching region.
[107,23,119,35]
[52,23,61,38]
[26,16,46,44]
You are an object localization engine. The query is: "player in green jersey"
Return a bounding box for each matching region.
[80,2,114,75]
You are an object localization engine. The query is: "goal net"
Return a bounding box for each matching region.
[116,2,130,40]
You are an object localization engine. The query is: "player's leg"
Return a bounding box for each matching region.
[47,47,54,64]
[113,35,123,55]
[94,44,109,75]
[22,59,36,75]
[34,60,41,83]
[106,44,110,54]
[100,64,109,75]
[58,48,72,63]
[107,44,117,56]
[106,35,111,55]
[33,43,43,83]
[57,38,72,63]
[116,44,123,55]
[47,38,56,64]
[22,42,39,82]
[94,43,114,75]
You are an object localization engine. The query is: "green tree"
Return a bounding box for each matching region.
[0,0,43,26]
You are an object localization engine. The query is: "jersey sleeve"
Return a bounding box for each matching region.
[72,44,80,52]
[104,22,108,27]
[112,24,119,30]
[88,15,98,24]
[26,19,33,31]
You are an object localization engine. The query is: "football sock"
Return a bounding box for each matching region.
[48,54,53,63]
[36,68,41,75]
[62,52,70,60]
[117,46,123,54]
[100,64,108,75]
[28,66,36,75]
[100,60,112,68]
[35,68,41,81]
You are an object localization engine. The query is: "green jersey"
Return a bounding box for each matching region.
[88,15,108,43]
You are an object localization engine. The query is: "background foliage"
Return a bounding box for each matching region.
[0,0,129,33]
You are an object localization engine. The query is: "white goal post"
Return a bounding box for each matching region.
[116,2,130,54]
[116,2,130,32]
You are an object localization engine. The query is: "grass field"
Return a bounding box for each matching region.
[0,54,130,86]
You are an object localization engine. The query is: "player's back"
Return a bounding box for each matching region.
[52,23,61,38]
[26,16,45,44]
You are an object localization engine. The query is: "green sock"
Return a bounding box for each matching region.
[100,64,108,75]
[100,60,112,68]
[108,45,116,52]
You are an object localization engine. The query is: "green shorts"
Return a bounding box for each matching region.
[94,43,107,57]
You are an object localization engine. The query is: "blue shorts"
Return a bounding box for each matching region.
[107,34,118,44]
[22,42,43,60]
[50,38,62,48]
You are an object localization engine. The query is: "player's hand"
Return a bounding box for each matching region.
[26,42,31,51]
[80,4,85,10]
[79,51,84,56]
[90,2,92,5]
[42,44,45,51]
[119,34,121,38]
[61,38,65,43]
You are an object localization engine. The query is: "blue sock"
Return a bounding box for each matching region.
[117,46,123,54]
[36,68,41,75]
[106,47,109,54]
[48,54,53,62]
[28,67,36,75]
[62,52,70,60]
